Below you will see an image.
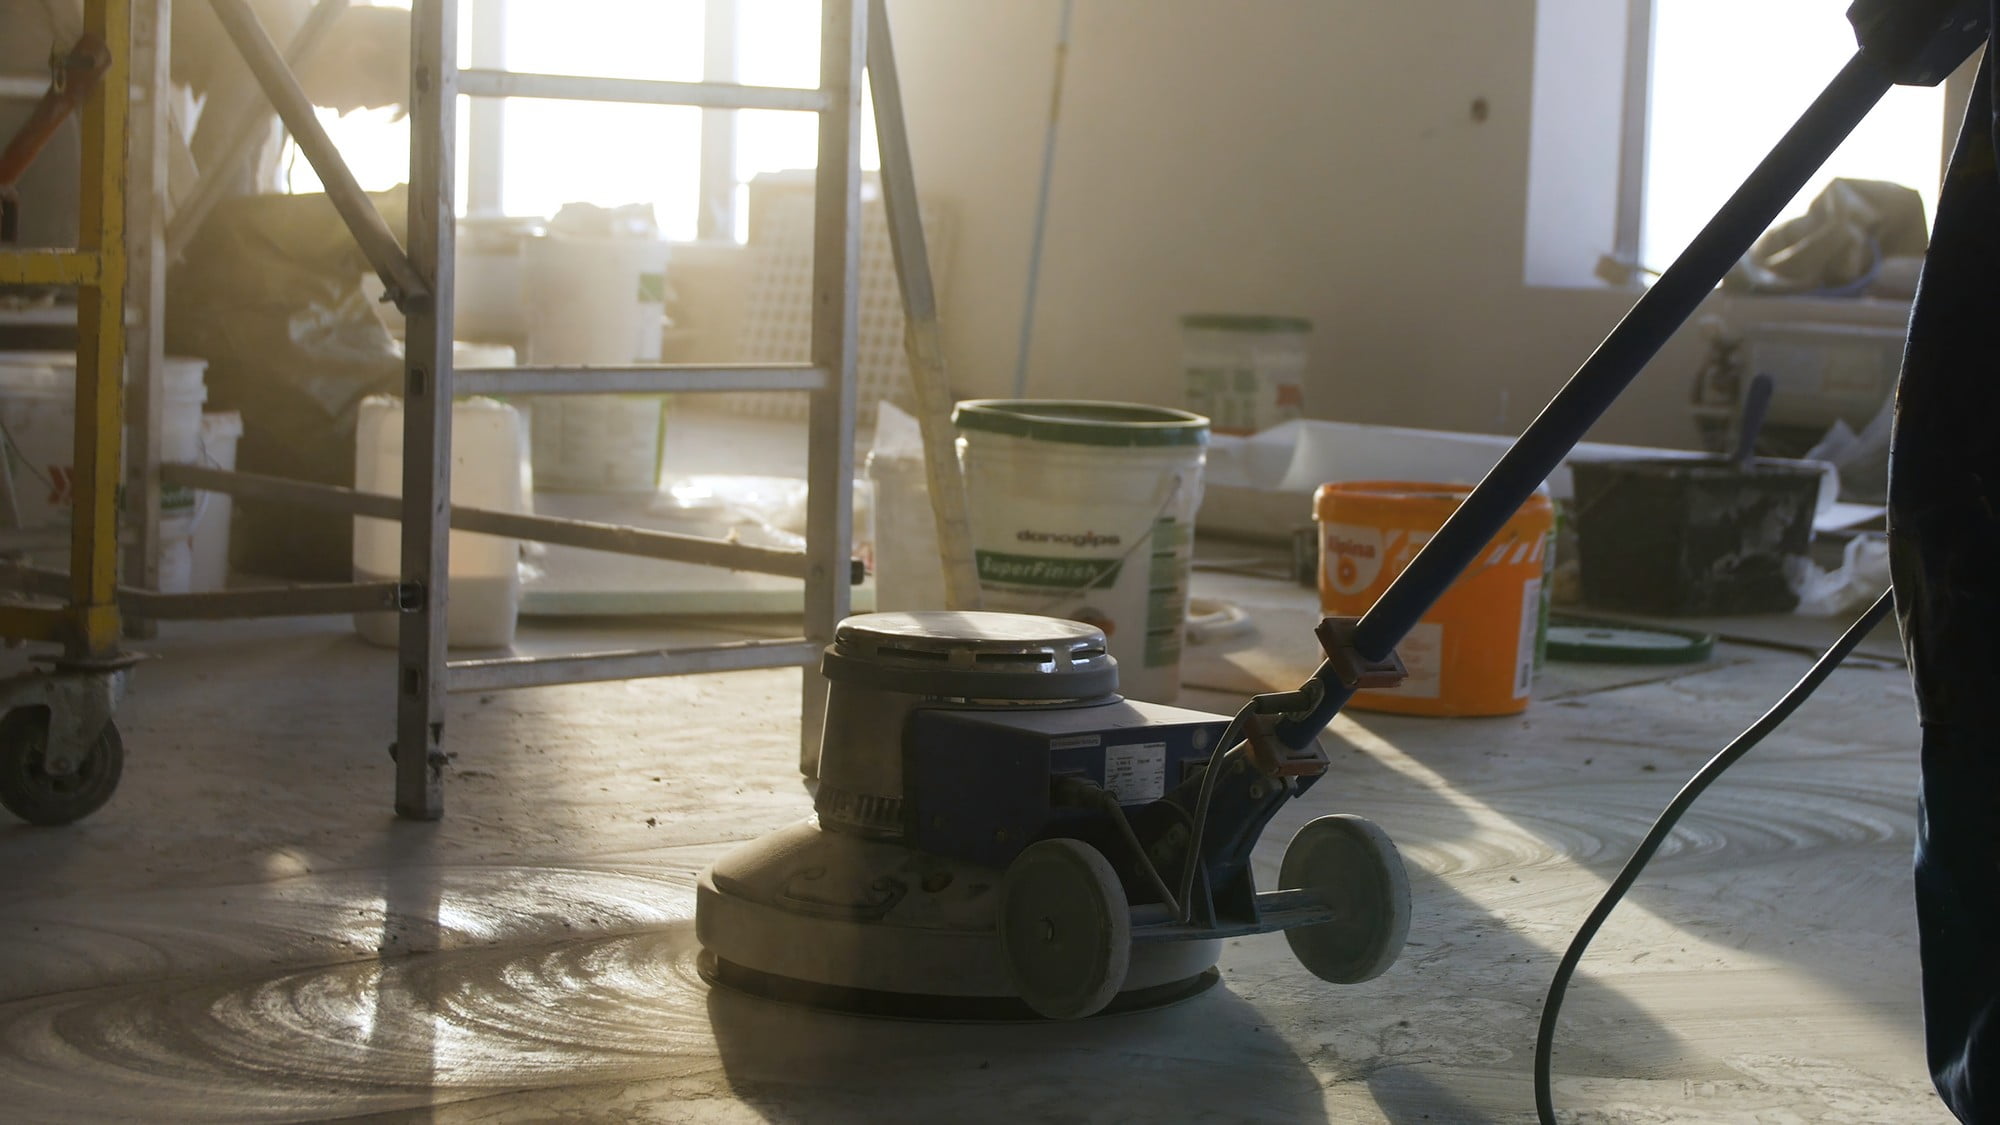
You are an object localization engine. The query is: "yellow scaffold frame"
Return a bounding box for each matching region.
[0,0,129,658]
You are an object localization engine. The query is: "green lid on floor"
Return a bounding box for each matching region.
[1546,621,1716,664]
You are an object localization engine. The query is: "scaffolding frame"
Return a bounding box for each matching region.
[0,0,131,660]
[175,0,865,819]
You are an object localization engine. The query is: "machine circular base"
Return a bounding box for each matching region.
[699,952,1217,1022]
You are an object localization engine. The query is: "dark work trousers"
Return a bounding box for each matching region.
[1890,44,2000,1125]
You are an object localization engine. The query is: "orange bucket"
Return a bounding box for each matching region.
[1314,481,1554,717]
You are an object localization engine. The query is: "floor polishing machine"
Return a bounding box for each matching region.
[696,610,1412,1020]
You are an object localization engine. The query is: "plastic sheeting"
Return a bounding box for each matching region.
[165,187,408,579]
[1724,177,1931,296]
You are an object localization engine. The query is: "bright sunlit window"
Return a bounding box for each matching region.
[282,0,876,242]
[1642,0,1947,269]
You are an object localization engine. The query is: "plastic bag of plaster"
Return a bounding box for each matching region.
[1803,387,1894,503]
[167,186,410,579]
[865,401,947,609]
[1724,178,1930,297]
[1787,532,1891,617]
[545,201,661,240]
[650,474,871,557]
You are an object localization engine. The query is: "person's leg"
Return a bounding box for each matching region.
[1890,42,2000,1125]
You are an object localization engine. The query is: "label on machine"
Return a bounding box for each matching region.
[1104,742,1167,803]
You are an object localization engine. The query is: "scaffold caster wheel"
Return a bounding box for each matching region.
[998,838,1131,1019]
[0,706,124,826]
[1280,814,1411,984]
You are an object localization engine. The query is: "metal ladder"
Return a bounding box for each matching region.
[143,0,899,819]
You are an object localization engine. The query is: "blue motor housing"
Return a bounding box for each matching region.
[903,698,1231,870]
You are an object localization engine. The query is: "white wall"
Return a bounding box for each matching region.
[882,0,1784,449]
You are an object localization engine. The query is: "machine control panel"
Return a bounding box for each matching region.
[904,698,1231,869]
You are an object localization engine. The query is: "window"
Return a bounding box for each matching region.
[280,0,877,242]
[1642,0,1946,270]
[1525,0,1953,287]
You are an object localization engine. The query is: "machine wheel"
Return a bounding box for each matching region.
[998,838,1131,1019]
[1280,814,1410,984]
[0,706,124,826]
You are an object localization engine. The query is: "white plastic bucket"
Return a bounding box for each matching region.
[522,234,669,365]
[354,396,527,649]
[866,451,946,612]
[1179,314,1311,436]
[189,411,244,592]
[456,216,543,343]
[0,350,207,532]
[521,233,671,493]
[530,396,666,493]
[954,400,1209,703]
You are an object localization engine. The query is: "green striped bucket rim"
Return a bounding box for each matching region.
[952,400,1210,448]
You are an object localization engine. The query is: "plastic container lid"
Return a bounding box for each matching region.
[1545,620,1716,664]
[0,351,207,402]
[1178,313,1313,334]
[1314,479,1552,523]
[952,399,1210,448]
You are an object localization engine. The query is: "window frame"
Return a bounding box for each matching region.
[1611,0,1653,277]
[1532,0,1969,290]
[461,0,744,238]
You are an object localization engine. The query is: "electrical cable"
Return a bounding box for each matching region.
[1098,788,1183,919]
[1534,587,1895,1124]
[1174,702,1254,923]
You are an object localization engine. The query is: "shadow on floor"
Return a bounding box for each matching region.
[706,974,1334,1124]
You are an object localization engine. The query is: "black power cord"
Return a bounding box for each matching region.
[1534,588,1896,1124]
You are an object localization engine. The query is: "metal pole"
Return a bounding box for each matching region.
[125,0,171,635]
[1275,51,1898,750]
[166,0,351,261]
[799,0,864,777]
[456,69,828,111]
[865,0,981,610]
[206,0,430,308]
[395,0,459,819]
[162,462,833,579]
[1009,0,1073,399]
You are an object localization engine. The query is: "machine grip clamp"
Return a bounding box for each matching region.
[1315,616,1407,690]
[1244,710,1331,779]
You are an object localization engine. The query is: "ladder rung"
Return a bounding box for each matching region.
[0,603,70,644]
[0,78,147,100]
[447,638,819,694]
[455,364,829,397]
[456,69,831,113]
[0,250,101,287]
[160,462,821,579]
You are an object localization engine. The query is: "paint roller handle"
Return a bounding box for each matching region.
[1733,374,1775,468]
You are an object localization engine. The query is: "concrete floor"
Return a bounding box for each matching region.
[0,571,1949,1123]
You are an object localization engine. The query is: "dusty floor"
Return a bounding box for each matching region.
[0,570,1949,1123]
